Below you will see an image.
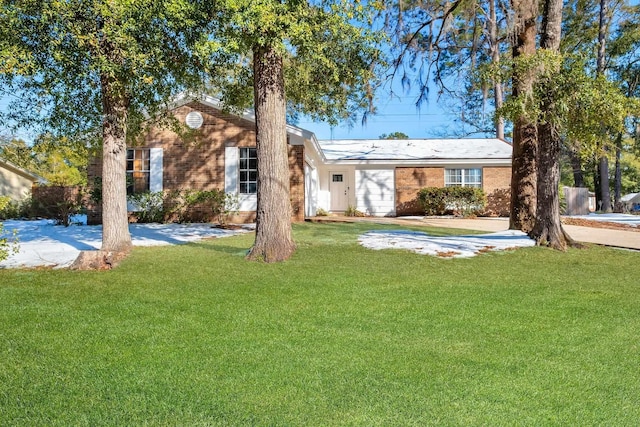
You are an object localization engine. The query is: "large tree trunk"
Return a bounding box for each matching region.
[246,43,296,263]
[596,0,612,213]
[100,75,132,254]
[599,155,613,211]
[614,133,623,211]
[531,0,573,250]
[509,0,538,233]
[489,0,505,139]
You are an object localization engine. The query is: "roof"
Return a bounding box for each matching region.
[0,159,43,182]
[317,138,512,165]
[622,193,640,203]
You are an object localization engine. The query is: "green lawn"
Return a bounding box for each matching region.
[1,222,639,425]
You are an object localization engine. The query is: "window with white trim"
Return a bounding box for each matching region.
[126,148,151,194]
[445,168,482,188]
[239,147,258,194]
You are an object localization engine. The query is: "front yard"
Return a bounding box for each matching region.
[1,221,638,425]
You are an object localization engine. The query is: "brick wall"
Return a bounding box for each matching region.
[394,166,512,217]
[395,167,445,215]
[482,166,511,216]
[87,101,306,224]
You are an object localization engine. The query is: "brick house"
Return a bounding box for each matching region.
[87,96,512,224]
[308,138,512,217]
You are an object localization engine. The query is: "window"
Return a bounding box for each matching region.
[126,148,150,194]
[445,168,482,188]
[239,147,258,194]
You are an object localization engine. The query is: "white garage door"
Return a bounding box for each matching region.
[356,169,395,216]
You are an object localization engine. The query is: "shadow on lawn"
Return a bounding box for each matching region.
[189,241,251,257]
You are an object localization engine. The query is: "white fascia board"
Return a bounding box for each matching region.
[321,158,512,167]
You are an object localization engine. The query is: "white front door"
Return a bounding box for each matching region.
[330,171,348,211]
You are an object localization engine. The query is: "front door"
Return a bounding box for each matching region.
[330,171,348,212]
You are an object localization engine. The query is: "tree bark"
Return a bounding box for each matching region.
[489,0,505,140]
[596,0,612,213]
[599,155,613,212]
[614,133,623,211]
[568,146,586,187]
[246,43,296,263]
[100,74,132,254]
[530,0,573,250]
[509,0,538,233]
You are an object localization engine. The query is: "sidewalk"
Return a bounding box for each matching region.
[310,216,640,250]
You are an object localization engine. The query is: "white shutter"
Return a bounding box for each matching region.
[225,145,238,193]
[149,148,163,192]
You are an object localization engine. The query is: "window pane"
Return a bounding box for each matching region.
[445,169,462,186]
[239,147,258,194]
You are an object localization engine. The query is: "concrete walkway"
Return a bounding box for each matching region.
[310,216,640,250]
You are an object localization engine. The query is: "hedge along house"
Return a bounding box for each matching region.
[87,96,513,224]
[306,138,513,217]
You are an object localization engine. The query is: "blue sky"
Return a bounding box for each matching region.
[298,92,458,140]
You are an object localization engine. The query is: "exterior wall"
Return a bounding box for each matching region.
[482,166,511,216]
[0,163,36,201]
[395,167,445,216]
[87,101,305,224]
[395,165,511,217]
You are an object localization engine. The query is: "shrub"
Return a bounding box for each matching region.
[134,189,237,224]
[32,186,85,226]
[418,187,486,217]
[128,191,166,223]
[0,196,33,220]
[316,208,328,216]
[0,197,19,262]
[345,205,365,217]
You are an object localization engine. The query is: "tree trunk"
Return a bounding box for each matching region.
[532,122,573,249]
[568,146,585,187]
[509,0,538,233]
[489,0,505,139]
[530,0,573,250]
[596,0,612,213]
[599,155,613,212]
[246,43,296,263]
[614,133,622,211]
[100,74,132,254]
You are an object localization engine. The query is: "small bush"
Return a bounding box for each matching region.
[316,208,328,216]
[0,196,34,220]
[345,205,365,217]
[32,186,85,226]
[418,187,486,217]
[130,189,237,224]
[0,197,19,261]
[128,191,166,223]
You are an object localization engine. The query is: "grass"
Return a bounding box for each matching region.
[1,221,639,425]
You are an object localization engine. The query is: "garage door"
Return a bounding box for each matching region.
[356,169,395,216]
